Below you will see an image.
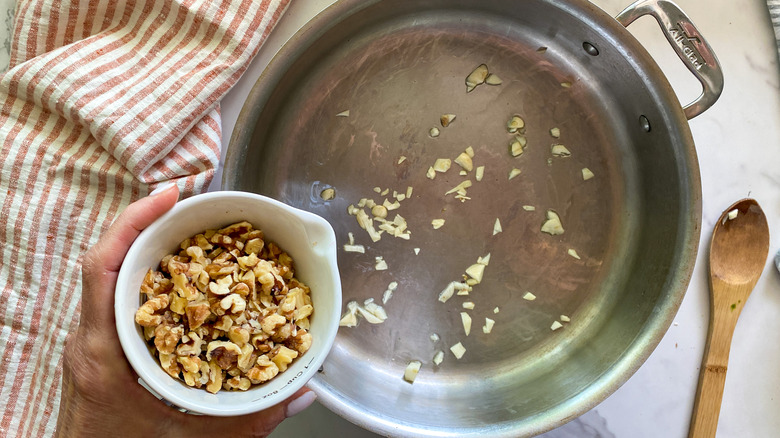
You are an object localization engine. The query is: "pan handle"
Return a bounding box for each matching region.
[616,0,723,120]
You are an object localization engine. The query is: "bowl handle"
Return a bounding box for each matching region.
[616,0,724,120]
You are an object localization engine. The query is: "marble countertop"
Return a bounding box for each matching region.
[217,0,780,436]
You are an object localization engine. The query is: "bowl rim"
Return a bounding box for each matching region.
[114,190,341,416]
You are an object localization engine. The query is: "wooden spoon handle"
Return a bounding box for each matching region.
[688,356,729,438]
[688,281,749,438]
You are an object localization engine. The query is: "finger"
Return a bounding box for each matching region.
[180,388,316,437]
[283,388,317,419]
[80,183,179,329]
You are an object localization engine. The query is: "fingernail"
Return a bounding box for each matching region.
[285,391,317,418]
[149,182,176,196]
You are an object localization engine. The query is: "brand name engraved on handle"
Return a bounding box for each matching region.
[668,23,704,71]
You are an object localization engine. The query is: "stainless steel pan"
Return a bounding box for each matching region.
[223,0,722,436]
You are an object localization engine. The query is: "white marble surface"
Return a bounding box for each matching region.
[217,0,780,436]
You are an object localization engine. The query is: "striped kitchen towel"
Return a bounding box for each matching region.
[0,0,290,435]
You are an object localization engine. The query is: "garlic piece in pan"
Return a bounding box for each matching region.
[430,127,440,137]
[371,205,388,219]
[465,263,485,284]
[445,180,472,196]
[582,167,595,180]
[485,73,502,85]
[440,114,457,127]
[439,281,471,303]
[433,158,451,173]
[357,301,387,324]
[510,136,527,157]
[465,64,489,92]
[541,210,565,235]
[343,232,365,254]
[461,312,472,336]
[382,281,398,304]
[431,219,446,229]
[454,152,473,172]
[403,361,422,383]
[483,318,495,334]
[433,350,444,366]
[450,342,466,359]
[339,301,359,327]
[493,218,502,235]
[551,144,571,157]
[320,188,336,201]
[507,115,525,134]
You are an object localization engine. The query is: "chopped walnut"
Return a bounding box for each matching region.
[270,345,298,373]
[220,294,246,314]
[208,275,233,296]
[236,344,256,373]
[154,324,184,355]
[178,355,201,374]
[223,375,252,391]
[206,359,224,394]
[159,353,180,378]
[185,301,210,330]
[289,330,313,355]
[271,323,294,343]
[261,313,286,335]
[135,294,169,327]
[213,315,233,332]
[244,238,264,255]
[206,341,242,370]
[228,326,250,346]
[246,355,279,384]
[134,221,314,393]
[176,332,205,357]
[140,270,156,298]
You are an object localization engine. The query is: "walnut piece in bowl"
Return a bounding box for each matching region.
[115,191,341,416]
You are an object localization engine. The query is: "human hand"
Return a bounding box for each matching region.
[56,184,316,438]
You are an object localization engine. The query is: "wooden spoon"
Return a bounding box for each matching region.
[688,198,770,438]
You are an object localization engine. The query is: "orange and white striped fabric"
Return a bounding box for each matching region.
[0,0,289,435]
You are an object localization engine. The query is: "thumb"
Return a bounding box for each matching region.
[80,182,179,330]
[86,182,180,274]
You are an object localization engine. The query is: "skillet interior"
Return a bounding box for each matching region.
[224,0,701,435]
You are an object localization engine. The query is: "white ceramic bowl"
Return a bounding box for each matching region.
[115,191,341,416]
